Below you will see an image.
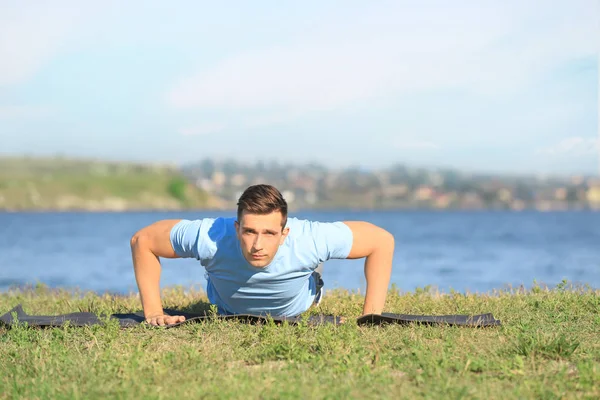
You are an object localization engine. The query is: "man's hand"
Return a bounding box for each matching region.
[130,220,182,324]
[145,314,186,326]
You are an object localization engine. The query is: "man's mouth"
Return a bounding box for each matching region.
[252,254,266,259]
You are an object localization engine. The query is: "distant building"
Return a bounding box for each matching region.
[230,174,247,187]
[429,172,444,187]
[571,176,585,186]
[434,193,453,208]
[498,188,513,203]
[196,178,214,192]
[252,176,266,185]
[511,199,526,211]
[414,186,434,201]
[212,171,226,187]
[282,190,295,203]
[587,185,600,209]
[382,184,408,198]
[305,192,318,205]
[554,188,567,201]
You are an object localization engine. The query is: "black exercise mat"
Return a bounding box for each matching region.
[1,305,501,329]
[0,304,341,328]
[357,312,501,327]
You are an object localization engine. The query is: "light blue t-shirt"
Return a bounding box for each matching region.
[169,217,353,317]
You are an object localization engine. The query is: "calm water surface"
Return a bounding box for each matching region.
[1,210,599,295]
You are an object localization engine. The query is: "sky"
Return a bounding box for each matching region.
[0,1,598,176]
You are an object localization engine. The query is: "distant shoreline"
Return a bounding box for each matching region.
[2,156,599,213]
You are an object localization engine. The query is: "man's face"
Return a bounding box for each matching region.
[235,211,289,268]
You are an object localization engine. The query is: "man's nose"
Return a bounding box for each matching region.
[253,234,264,250]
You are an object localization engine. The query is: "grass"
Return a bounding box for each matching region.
[1,283,599,399]
[0,156,215,210]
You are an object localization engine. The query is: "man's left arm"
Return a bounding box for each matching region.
[343,221,395,315]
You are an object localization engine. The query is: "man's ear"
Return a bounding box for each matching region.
[280,227,290,245]
[234,220,240,239]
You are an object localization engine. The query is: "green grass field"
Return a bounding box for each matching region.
[1,283,599,399]
[0,156,214,210]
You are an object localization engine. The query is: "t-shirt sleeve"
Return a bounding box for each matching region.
[309,221,354,262]
[169,219,215,260]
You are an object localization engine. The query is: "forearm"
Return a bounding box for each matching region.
[362,237,394,315]
[131,236,164,318]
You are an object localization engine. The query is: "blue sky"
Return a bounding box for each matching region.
[0,1,598,175]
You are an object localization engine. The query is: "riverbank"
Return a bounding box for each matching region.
[1,284,598,399]
[3,155,600,212]
[0,156,223,211]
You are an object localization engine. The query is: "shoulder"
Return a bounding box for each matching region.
[286,217,345,232]
[174,216,236,240]
[204,216,237,241]
[284,217,315,238]
[285,217,353,261]
[286,217,350,236]
[170,216,237,259]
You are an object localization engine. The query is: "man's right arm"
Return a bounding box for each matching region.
[130,219,184,326]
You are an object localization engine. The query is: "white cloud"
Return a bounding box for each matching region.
[167,0,598,127]
[243,110,307,129]
[0,105,53,119]
[0,4,94,87]
[535,137,599,156]
[392,139,440,151]
[180,123,226,136]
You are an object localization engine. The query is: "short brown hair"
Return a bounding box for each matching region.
[237,184,288,227]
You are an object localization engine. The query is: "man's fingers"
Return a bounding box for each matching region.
[145,315,186,326]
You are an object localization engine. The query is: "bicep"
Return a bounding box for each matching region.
[131,219,182,259]
[343,221,395,259]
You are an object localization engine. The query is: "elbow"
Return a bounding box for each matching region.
[383,229,395,251]
[130,231,147,250]
[130,233,137,249]
[369,227,394,256]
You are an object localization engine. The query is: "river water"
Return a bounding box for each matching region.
[1,210,599,295]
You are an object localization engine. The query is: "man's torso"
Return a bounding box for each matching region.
[170,217,353,316]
